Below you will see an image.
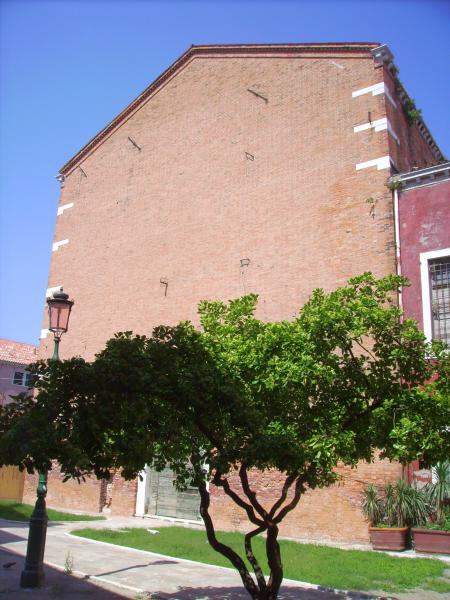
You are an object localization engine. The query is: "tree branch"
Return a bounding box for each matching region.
[239,463,269,520]
[341,394,386,430]
[273,468,313,524]
[269,472,298,519]
[245,526,267,593]
[213,471,265,527]
[354,338,376,361]
[192,415,224,453]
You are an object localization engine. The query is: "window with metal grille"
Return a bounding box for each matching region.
[429,257,450,345]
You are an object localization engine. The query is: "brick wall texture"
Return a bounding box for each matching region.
[23,463,104,513]
[33,45,441,542]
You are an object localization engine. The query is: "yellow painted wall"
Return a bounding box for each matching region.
[0,466,25,502]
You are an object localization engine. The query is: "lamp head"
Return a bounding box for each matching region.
[47,290,74,337]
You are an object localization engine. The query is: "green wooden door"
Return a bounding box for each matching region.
[148,467,200,521]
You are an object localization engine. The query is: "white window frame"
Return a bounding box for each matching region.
[420,248,450,343]
[12,371,26,386]
[12,371,32,387]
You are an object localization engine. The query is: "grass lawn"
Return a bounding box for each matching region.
[73,526,450,594]
[0,500,106,522]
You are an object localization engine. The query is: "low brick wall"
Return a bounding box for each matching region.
[23,465,104,514]
[209,459,403,545]
[109,470,138,516]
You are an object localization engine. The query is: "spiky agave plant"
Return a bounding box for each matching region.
[406,485,431,527]
[362,484,383,526]
[394,479,412,528]
[391,479,430,527]
[424,462,450,523]
[384,483,396,527]
[366,480,431,528]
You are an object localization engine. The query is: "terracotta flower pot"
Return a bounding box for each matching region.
[368,527,408,551]
[412,528,450,554]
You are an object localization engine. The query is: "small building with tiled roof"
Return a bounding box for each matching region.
[0,338,37,406]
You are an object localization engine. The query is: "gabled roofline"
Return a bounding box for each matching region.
[59,43,381,176]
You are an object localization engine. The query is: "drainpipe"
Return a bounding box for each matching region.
[392,182,403,313]
[392,180,411,482]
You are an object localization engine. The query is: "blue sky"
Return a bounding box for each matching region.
[1,0,449,345]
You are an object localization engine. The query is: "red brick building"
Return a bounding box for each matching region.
[26,43,445,544]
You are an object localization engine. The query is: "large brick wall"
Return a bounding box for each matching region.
[23,464,104,513]
[23,465,137,516]
[210,460,403,546]
[40,48,399,362]
[108,470,139,516]
[35,45,442,539]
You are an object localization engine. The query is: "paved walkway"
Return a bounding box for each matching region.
[0,516,393,599]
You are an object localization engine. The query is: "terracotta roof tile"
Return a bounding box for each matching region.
[0,338,38,365]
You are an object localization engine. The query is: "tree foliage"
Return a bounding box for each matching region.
[0,273,448,599]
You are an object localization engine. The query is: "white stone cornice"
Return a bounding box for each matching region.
[392,161,450,191]
[52,239,69,252]
[356,155,391,171]
[352,82,397,108]
[354,117,388,133]
[353,117,400,145]
[57,202,74,216]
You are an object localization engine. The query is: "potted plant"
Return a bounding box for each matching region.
[412,462,450,554]
[362,479,430,551]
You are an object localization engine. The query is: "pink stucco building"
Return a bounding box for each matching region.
[0,339,37,407]
[395,162,450,346]
[0,339,37,501]
[393,161,450,486]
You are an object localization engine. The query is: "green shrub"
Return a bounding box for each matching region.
[362,479,431,527]
[423,462,450,524]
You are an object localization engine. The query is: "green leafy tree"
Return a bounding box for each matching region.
[1,274,448,600]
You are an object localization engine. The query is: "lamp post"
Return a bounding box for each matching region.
[20,290,74,589]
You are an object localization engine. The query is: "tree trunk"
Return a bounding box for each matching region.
[197,480,260,598]
[266,524,283,599]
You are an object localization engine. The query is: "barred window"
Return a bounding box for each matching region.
[429,257,450,345]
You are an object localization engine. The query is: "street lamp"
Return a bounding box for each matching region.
[20,289,74,589]
[47,290,74,361]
